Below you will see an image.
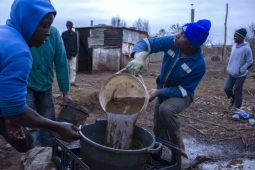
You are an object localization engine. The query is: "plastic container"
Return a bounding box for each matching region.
[79,120,162,170]
[98,73,149,113]
[57,102,89,127]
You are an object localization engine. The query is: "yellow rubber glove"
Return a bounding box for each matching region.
[126,51,149,76]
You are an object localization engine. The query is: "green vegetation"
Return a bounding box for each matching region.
[247,72,255,79]
[146,70,160,74]
[203,77,215,81]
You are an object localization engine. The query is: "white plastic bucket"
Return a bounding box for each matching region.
[99,73,149,113]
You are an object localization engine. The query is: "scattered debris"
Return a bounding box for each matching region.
[53,94,61,99]
[212,112,218,115]
[196,98,210,104]
[231,109,252,120]
[82,79,101,89]
[248,119,255,125]
[232,114,240,121]
[240,134,248,147]
[188,125,207,137]
[5,144,11,148]
[179,114,226,129]
[183,156,213,170]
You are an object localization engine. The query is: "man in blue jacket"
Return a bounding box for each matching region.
[224,28,253,109]
[0,0,80,152]
[127,20,211,158]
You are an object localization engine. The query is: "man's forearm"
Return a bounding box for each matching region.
[6,107,59,132]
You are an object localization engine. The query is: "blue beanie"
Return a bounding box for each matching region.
[182,20,211,48]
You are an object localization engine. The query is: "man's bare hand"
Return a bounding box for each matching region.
[149,89,161,102]
[55,122,81,141]
[4,118,25,140]
[63,92,73,104]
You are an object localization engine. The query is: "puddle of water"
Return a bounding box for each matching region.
[201,159,255,170]
[184,137,255,170]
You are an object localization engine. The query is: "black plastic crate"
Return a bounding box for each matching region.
[52,137,181,170]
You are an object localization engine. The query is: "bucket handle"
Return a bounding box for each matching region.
[138,74,145,85]
[115,68,145,85]
[147,142,162,154]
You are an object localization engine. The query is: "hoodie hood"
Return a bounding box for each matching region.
[236,42,250,48]
[6,0,56,44]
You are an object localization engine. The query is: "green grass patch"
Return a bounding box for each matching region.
[247,72,255,79]
[203,77,215,81]
[146,70,160,74]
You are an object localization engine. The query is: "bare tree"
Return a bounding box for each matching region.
[245,23,255,70]
[132,18,150,35]
[157,29,167,37]
[168,24,182,35]
[201,35,213,52]
[246,23,255,50]
[155,24,182,37]
[110,16,127,27]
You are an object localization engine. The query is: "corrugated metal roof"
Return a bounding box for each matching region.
[104,28,123,47]
[90,28,104,46]
[75,26,148,35]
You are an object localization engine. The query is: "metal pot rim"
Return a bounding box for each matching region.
[79,122,156,154]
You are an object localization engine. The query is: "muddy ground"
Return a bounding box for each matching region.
[1,62,255,170]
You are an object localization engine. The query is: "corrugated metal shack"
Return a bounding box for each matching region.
[75,26,148,73]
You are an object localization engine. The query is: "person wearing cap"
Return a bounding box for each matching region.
[126,20,211,158]
[224,28,253,109]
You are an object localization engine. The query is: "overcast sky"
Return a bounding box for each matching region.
[1,0,255,45]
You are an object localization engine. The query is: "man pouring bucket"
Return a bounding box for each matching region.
[126,20,211,158]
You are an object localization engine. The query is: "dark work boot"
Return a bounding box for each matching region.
[171,130,188,158]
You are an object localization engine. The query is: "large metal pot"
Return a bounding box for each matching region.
[79,120,162,170]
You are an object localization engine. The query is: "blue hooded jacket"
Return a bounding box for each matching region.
[132,36,206,101]
[0,0,56,117]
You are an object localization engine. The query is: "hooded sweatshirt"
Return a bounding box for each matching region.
[227,42,253,78]
[0,0,56,117]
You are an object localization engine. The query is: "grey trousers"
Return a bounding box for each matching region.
[26,87,55,147]
[224,74,246,108]
[153,96,193,140]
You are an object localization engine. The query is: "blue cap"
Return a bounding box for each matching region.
[182,20,211,48]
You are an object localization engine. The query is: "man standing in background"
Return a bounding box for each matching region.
[224,28,253,109]
[27,26,73,147]
[62,21,79,87]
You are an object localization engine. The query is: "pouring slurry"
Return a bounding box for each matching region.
[99,72,148,150]
[104,97,145,149]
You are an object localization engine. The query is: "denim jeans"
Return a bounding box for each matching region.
[26,87,55,147]
[224,74,246,108]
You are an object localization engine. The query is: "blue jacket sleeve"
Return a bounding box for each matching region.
[131,36,175,57]
[0,53,32,116]
[160,64,206,98]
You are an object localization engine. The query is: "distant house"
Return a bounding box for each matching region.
[74,26,148,73]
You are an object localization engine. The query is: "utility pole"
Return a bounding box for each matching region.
[191,4,195,22]
[223,4,228,73]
